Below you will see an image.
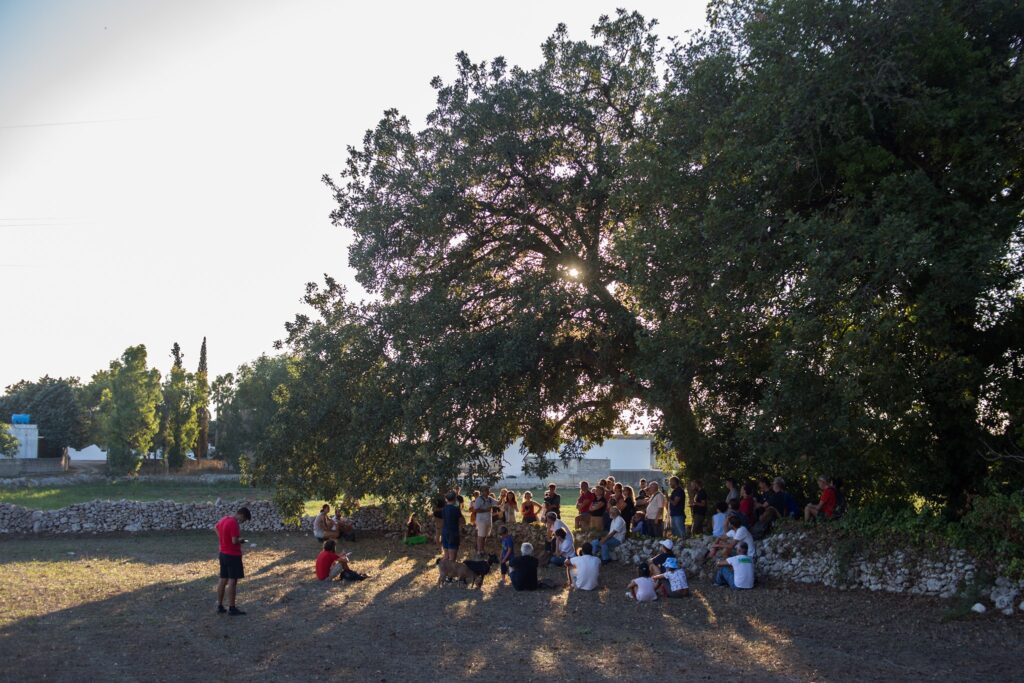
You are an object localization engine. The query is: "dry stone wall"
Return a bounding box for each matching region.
[0,500,401,536]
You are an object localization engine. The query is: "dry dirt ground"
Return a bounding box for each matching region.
[1,531,1022,682]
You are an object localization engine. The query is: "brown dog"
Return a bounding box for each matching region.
[435,554,499,588]
[436,558,476,587]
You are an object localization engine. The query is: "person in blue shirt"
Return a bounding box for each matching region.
[441,491,462,562]
[498,526,514,585]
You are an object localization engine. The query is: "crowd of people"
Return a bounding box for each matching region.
[424,473,843,599]
[211,474,842,611]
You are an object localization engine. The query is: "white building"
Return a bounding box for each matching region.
[6,423,39,459]
[496,435,660,487]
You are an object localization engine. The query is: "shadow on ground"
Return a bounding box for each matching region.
[1,533,1022,682]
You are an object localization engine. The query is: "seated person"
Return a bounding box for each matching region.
[548,528,575,567]
[714,541,754,589]
[313,504,340,542]
[333,508,356,542]
[314,539,365,581]
[804,475,838,521]
[591,506,627,563]
[544,511,573,558]
[509,542,539,591]
[653,556,690,598]
[709,516,757,559]
[567,542,601,590]
[711,501,729,538]
[646,538,674,577]
[626,563,657,602]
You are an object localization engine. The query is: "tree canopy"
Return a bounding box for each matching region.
[251,0,1023,518]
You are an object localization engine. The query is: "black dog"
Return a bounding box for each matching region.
[461,554,500,588]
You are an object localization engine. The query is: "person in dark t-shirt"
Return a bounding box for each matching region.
[509,542,540,591]
[441,492,462,562]
[690,479,708,536]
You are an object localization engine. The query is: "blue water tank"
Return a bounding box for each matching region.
[11,414,30,424]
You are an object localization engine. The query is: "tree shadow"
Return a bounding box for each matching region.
[2,535,1023,682]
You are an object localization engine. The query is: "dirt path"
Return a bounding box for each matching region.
[1,532,1021,682]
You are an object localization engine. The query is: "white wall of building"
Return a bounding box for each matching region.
[7,424,39,459]
[67,444,108,461]
[500,436,653,477]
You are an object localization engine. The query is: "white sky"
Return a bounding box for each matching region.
[0,0,706,390]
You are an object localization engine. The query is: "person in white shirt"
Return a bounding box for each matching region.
[715,541,754,589]
[709,516,756,559]
[567,543,601,590]
[545,511,572,555]
[653,556,690,598]
[626,563,657,602]
[591,506,627,562]
[643,482,666,537]
[549,527,576,567]
[472,487,499,555]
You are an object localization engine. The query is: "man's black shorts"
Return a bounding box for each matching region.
[219,552,244,579]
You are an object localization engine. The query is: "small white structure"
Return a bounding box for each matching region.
[6,423,39,459]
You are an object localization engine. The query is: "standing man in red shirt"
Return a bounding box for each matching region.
[215,507,251,615]
[804,476,837,521]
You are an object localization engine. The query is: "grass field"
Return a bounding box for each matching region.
[2,531,1021,682]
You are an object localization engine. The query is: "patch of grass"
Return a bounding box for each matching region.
[0,481,274,510]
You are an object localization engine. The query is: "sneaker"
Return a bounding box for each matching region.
[217,605,227,614]
[228,606,246,616]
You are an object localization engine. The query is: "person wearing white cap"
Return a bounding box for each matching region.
[652,556,690,598]
[646,538,674,577]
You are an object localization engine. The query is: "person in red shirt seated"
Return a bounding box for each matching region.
[215,507,251,615]
[804,475,838,521]
[575,481,596,531]
[315,539,368,582]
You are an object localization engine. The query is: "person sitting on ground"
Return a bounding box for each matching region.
[567,542,601,590]
[510,542,540,591]
[313,504,339,542]
[314,539,365,581]
[543,484,561,517]
[440,491,462,562]
[575,481,596,531]
[668,476,687,539]
[738,483,756,524]
[521,491,543,524]
[498,525,514,586]
[549,527,575,567]
[714,541,754,589]
[333,507,356,542]
[626,563,657,602]
[647,538,674,577]
[653,556,690,598]
[689,479,708,536]
[643,482,666,537]
[804,475,838,522]
[406,514,421,538]
[711,501,729,538]
[592,505,627,563]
